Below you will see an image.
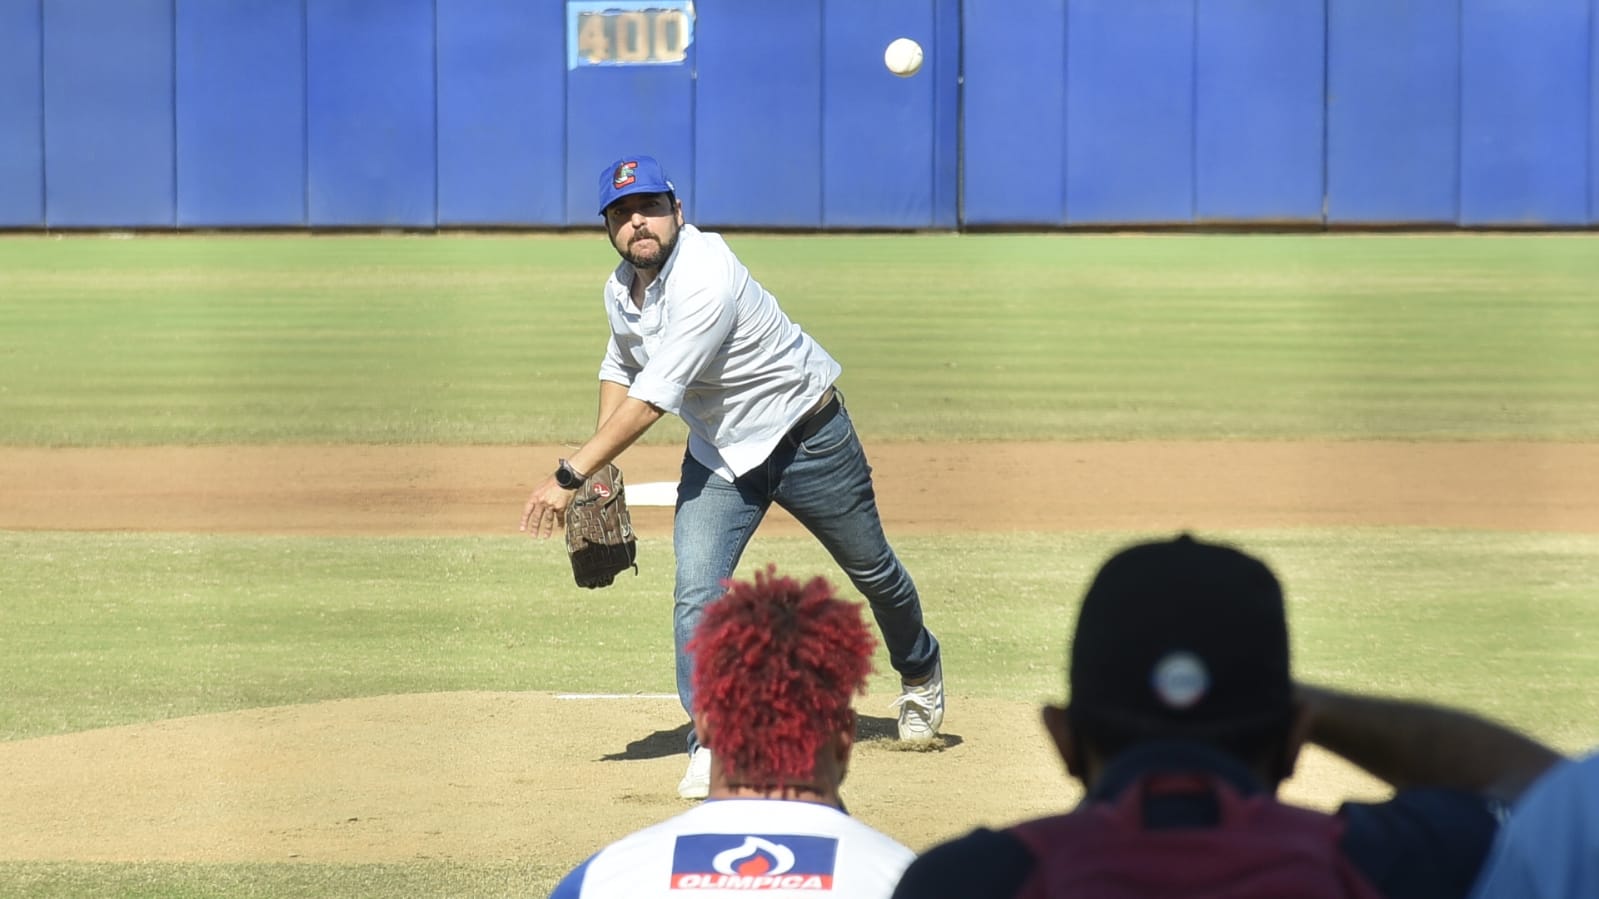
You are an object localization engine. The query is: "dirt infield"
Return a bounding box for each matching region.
[2,440,1597,864]
[6,440,1599,536]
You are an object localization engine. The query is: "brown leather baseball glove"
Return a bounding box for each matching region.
[565,463,638,588]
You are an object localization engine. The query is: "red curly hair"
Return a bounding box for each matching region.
[687,565,876,789]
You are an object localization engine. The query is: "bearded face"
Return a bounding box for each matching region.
[621,220,678,268]
[606,193,682,271]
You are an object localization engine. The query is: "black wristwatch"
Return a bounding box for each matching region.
[554,459,588,490]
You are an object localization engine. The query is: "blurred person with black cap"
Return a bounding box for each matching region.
[892,534,1562,899]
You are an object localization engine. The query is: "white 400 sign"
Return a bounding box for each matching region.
[571,1,694,67]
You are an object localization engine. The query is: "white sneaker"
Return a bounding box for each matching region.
[892,661,945,742]
[677,746,711,800]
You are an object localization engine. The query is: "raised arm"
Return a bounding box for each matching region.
[1296,683,1564,804]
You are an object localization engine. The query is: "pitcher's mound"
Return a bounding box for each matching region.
[0,692,1389,864]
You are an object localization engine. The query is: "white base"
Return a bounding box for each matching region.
[625,481,679,507]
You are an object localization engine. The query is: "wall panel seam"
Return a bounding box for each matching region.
[1320,0,1330,225]
[1455,0,1464,224]
[170,0,178,226]
[432,0,440,227]
[37,0,47,225]
[1189,0,1198,222]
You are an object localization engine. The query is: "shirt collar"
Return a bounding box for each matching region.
[1088,740,1266,802]
[653,222,691,285]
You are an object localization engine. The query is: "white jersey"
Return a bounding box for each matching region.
[549,798,914,899]
[598,224,842,480]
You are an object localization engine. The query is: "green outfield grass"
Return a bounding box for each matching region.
[1,233,1596,445]
[6,528,1599,745]
[5,529,1595,747]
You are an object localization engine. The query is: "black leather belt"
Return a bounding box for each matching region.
[784,391,841,446]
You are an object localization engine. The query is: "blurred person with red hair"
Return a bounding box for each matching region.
[548,566,914,899]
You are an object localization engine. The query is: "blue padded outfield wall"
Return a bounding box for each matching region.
[1459,0,1591,226]
[43,0,175,228]
[436,0,566,226]
[306,0,438,227]
[0,0,1595,229]
[176,0,306,227]
[0,0,44,226]
[1326,0,1461,224]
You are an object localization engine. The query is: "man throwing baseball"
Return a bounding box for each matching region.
[520,155,944,799]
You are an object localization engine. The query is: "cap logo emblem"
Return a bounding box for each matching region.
[591,482,612,499]
[1151,651,1209,710]
[612,161,638,188]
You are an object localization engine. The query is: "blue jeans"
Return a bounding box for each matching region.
[673,400,940,753]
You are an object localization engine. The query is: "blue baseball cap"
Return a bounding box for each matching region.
[598,155,676,215]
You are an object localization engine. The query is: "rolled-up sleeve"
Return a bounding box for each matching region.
[598,332,637,386]
[627,275,736,415]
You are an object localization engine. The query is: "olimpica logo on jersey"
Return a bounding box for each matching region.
[670,834,839,890]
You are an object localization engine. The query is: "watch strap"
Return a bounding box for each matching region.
[556,459,588,489]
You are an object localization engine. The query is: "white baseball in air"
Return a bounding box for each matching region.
[883,37,924,77]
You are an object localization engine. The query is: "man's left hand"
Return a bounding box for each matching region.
[521,476,575,538]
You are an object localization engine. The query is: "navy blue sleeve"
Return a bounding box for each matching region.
[1339,789,1504,899]
[891,828,1035,899]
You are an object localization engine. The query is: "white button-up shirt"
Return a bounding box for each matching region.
[598,225,842,480]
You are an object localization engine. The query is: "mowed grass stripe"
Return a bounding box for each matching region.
[3,529,1596,751]
[2,234,1596,445]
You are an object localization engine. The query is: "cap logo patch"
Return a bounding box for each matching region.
[612,161,638,188]
[591,482,612,499]
[1151,651,1209,710]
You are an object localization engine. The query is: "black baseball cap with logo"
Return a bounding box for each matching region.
[1067,534,1293,743]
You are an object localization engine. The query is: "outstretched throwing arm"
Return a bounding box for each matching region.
[520,383,664,538]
